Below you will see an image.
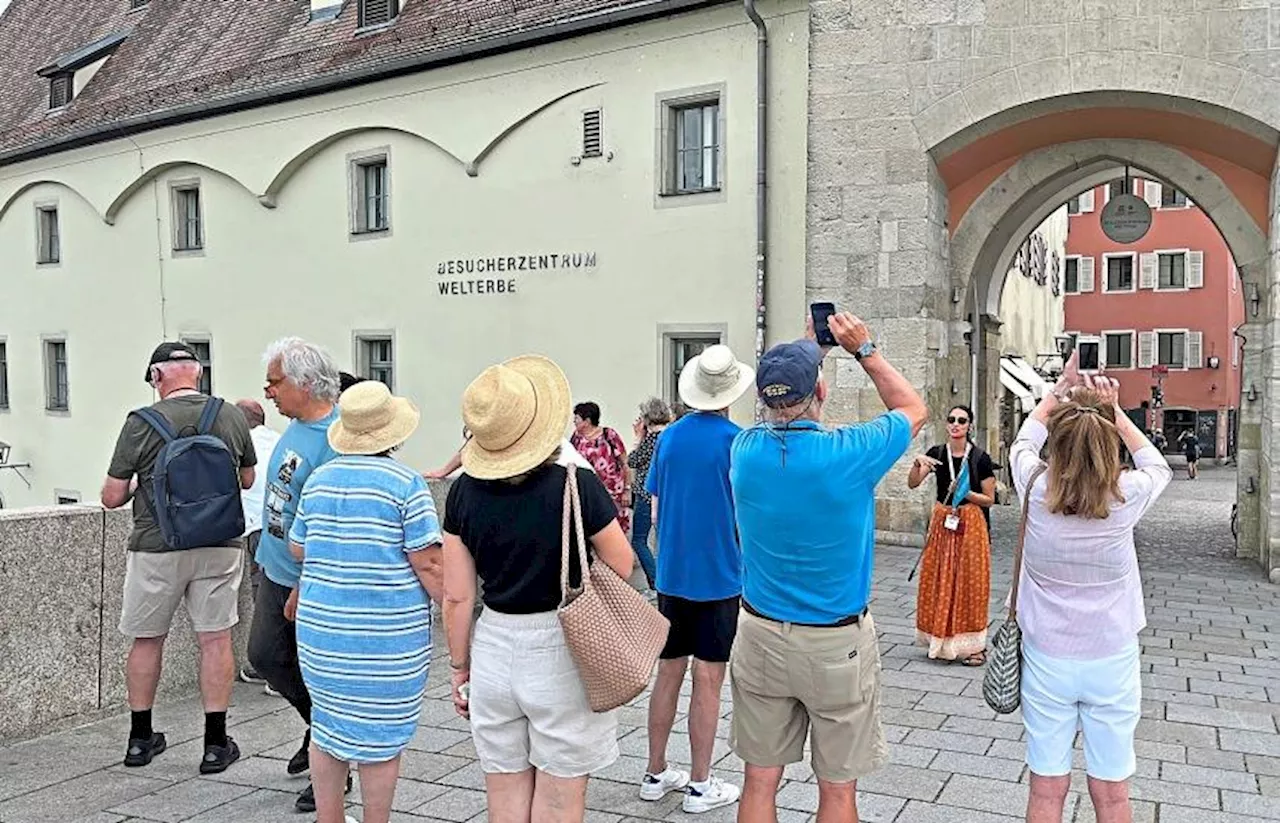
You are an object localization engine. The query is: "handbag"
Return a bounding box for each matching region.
[557,465,670,712]
[983,464,1047,715]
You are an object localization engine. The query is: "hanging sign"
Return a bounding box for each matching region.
[1100,193,1152,244]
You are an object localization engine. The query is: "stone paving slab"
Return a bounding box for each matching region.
[1,467,1277,822]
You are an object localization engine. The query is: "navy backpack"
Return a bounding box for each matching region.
[133,397,245,551]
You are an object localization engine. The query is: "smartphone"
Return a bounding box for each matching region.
[811,302,837,347]
[1078,341,1100,371]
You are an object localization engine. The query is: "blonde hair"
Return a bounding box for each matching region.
[1044,389,1125,519]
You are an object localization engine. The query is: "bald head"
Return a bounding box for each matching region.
[236,399,266,428]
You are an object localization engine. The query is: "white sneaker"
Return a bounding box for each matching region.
[264,683,280,697]
[682,776,740,814]
[639,767,690,801]
[345,816,361,823]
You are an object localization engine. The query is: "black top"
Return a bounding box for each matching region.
[443,463,619,614]
[926,444,996,529]
[627,429,662,503]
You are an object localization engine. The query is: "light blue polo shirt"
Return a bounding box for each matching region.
[257,409,341,588]
[646,412,742,601]
[730,411,912,624]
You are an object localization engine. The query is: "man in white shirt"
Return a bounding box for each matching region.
[234,399,282,688]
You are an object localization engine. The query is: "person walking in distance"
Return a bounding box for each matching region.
[234,398,281,692]
[642,345,755,814]
[729,314,927,823]
[1179,429,1201,479]
[101,343,257,773]
[247,337,349,813]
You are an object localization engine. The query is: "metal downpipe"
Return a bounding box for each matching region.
[744,0,768,365]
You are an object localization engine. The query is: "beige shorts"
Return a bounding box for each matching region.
[469,608,619,778]
[119,547,244,638]
[729,608,887,783]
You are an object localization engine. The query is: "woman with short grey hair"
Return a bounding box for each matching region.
[628,397,671,592]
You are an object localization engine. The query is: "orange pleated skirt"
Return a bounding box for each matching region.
[915,502,990,660]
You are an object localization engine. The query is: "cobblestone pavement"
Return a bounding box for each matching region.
[2,464,1277,823]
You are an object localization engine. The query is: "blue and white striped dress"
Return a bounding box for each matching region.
[289,455,441,764]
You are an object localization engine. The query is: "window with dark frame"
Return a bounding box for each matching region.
[1106,256,1134,291]
[0,342,8,409]
[1108,179,1130,199]
[1067,197,1080,215]
[360,337,394,389]
[184,340,212,394]
[37,206,60,264]
[1158,252,1186,289]
[45,340,68,411]
[671,99,720,194]
[358,0,399,28]
[1105,333,1133,369]
[1158,332,1186,369]
[48,74,72,109]
[354,159,389,234]
[668,335,721,401]
[173,186,202,251]
[1161,187,1188,208]
[1064,258,1079,293]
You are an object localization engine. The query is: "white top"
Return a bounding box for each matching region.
[1010,418,1171,659]
[242,424,283,536]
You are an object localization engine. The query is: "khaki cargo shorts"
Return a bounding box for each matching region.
[729,608,887,783]
[119,547,244,638]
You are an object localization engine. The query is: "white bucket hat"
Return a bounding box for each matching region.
[678,344,755,411]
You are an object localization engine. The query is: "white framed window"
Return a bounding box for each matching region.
[181,337,213,395]
[171,182,203,252]
[356,334,394,389]
[1103,178,1131,204]
[1157,251,1186,290]
[349,150,391,236]
[1062,255,1096,294]
[660,326,724,404]
[1144,329,1202,370]
[1158,331,1186,369]
[1142,249,1202,290]
[36,204,60,264]
[657,86,726,203]
[44,338,69,411]
[1103,331,1135,369]
[0,339,8,409]
[1104,253,1136,293]
[1161,186,1188,209]
[358,0,399,28]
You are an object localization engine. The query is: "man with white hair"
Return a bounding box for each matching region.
[101,342,257,775]
[247,337,346,813]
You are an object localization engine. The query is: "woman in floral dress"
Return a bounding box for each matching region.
[571,401,631,532]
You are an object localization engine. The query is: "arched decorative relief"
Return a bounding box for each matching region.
[103,161,259,225]
[0,179,106,225]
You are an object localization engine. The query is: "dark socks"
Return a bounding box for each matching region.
[204,711,227,748]
[130,709,153,741]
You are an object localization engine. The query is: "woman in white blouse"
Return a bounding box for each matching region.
[1010,357,1171,823]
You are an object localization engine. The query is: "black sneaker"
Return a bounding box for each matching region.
[199,737,241,775]
[294,774,353,813]
[123,732,167,767]
[287,730,310,775]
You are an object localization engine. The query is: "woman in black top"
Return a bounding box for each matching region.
[906,405,997,665]
[442,355,635,823]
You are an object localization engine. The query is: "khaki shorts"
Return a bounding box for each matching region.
[119,547,244,638]
[729,608,887,783]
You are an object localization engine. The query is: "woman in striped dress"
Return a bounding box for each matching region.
[289,381,443,823]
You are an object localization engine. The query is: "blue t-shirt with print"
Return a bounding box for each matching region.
[645,412,742,601]
[730,411,913,625]
[257,408,341,588]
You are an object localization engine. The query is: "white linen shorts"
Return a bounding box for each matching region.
[1021,640,1141,781]
[470,608,619,778]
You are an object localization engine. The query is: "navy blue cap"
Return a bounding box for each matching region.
[756,340,822,408]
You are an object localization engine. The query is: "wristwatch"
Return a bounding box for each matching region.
[853,340,878,362]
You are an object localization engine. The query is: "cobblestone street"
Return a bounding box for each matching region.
[1,464,1276,823]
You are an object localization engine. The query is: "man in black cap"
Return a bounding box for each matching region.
[101,341,257,775]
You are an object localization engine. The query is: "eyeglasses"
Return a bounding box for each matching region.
[947,416,969,425]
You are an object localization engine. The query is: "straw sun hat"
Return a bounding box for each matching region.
[327,381,421,455]
[678,344,755,412]
[461,354,572,480]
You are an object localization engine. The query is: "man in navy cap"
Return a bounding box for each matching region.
[727,312,927,823]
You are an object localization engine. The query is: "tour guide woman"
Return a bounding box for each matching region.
[906,404,997,665]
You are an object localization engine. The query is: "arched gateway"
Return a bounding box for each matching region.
[807,3,1280,581]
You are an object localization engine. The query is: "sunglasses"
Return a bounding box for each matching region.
[947,416,970,425]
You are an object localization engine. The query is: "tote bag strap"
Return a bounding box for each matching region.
[1007,464,1048,622]
[942,443,972,510]
[559,465,592,607]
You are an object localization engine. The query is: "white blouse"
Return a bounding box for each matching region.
[1010,418,1172,659]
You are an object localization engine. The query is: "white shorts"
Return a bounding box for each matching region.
[469,608,619,778]
[1021,641,1141,781]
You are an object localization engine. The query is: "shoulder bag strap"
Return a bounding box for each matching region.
[132,407,176,443]
[560,466,579,606]
[943,443,972,509]
[197,397,224,436]
[1008,464,1048,622]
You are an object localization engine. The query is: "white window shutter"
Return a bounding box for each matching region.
[1080,189,1095,213]
[1188,331,1204,368]
[1138,332,1156,369]
[1144,181,1162,208]
[1139,253,1158,289]
[1079,257,1095,292]
[1188,251,1204,288]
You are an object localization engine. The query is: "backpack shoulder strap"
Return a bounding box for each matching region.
[132,406,177,444]
[197,397,224,436]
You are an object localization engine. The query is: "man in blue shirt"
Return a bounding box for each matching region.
[729,313,927,823]
[246,337,344,814]
[639,344,754,815]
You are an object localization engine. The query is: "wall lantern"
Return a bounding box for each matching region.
[1247,384,1259,402]
[1207,355,1221,370]
[1249,283,1261,317]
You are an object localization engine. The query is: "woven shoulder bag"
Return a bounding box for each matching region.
[983,464,1047,715]
[557,465,670,712]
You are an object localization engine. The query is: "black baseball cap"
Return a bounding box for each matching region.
[756,340,822,408]
[145,342,199,384]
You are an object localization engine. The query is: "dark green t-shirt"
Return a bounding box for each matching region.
[107,394,257,552]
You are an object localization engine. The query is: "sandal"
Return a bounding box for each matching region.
[961,651,987,667]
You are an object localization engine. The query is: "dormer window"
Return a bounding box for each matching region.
[48,74,73,109]
[358,0,399,29]
[130,0,149,8]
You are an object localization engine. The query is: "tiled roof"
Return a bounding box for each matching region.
[0,0,719,164]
